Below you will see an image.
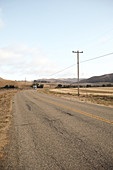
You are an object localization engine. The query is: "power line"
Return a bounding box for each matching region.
[80,52,113,63]
[49,64,75,76]
[49,52,113,77]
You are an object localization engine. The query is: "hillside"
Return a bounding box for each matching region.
[0,78,32,89]
[37,78,78,84]
[80,73,113,83]
[1,73,113,88]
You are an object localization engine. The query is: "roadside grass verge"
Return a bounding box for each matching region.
[0,90,18,158]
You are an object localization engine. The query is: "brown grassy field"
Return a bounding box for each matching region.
[50,87,113,96]
[0,90,19,158]
[39,87,113,107]
[0,78,32,89]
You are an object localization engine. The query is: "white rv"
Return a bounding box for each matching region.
[33,85,37,89]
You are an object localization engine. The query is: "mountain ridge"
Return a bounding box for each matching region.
[80,73,113,83]
[37,73,113,84]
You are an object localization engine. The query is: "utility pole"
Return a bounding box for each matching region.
[72,50,83,96]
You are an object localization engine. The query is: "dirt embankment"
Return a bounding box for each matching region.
[0,90,18,158]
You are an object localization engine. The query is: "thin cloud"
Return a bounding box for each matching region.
[0,44,59,80]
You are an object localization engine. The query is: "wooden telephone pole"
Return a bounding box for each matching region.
[72,50,83,96]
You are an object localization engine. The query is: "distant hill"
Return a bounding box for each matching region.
[37,78,79,84]
[0,78,32,89]
[80,73,113,83]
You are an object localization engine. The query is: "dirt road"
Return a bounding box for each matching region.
[1,90,113,169]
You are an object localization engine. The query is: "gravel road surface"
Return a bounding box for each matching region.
[1,90,113,169]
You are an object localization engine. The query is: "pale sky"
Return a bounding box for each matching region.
[0,0,113,80]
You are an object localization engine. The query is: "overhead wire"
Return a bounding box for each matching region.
[80,52,113,63]
[49,64,75,76]
[49,52,113,77]
[49,27,113,77]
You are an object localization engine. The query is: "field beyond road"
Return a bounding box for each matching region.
[50,87,113,96]
[40,87,113,107]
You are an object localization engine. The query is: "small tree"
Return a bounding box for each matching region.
[39,84,44,88]
[4,85,9,88]
[86,84,91,88]
[9,85,15,88]
[57,84,62,88]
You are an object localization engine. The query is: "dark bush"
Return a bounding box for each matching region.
[86,84,92,88]
[9,85,15,88]
[39,84,44,88]
[4,85,9,88]
[3,85,17,89]
[57,84,62,88]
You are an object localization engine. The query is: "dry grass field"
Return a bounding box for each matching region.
[0,90,18,158]
[39,87,113,107]
[0,78,32,89]
[50,87,113,96]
